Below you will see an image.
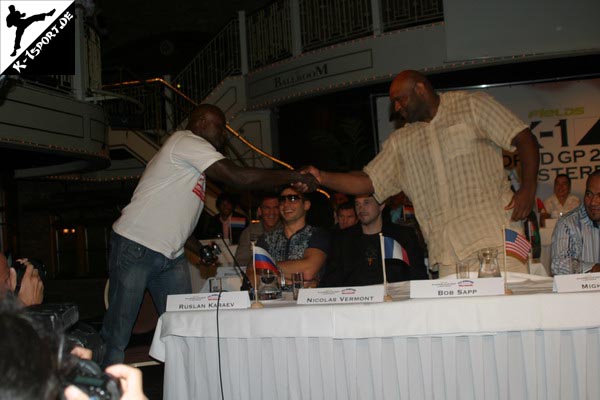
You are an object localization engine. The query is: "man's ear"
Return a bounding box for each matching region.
[303,199,311,211]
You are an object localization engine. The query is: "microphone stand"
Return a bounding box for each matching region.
[217,235,253,292]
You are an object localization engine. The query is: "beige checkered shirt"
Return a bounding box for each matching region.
[364,91,528,267]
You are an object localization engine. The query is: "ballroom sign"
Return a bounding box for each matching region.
[248,49,373,99]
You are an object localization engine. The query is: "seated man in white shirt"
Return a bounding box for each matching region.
[541,174,580,225]
[551,170,600,275]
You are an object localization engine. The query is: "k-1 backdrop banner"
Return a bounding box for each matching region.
[0,0,74,75]
[373,78,600,199]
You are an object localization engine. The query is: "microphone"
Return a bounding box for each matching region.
[216,234,253,291]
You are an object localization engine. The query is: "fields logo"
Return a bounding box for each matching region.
[1,1,74,75]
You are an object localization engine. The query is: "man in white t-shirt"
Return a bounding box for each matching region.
[541,174,580,223]
[100,104,318,366]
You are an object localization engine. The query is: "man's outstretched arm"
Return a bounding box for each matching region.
[205,158,318,192]
[301,166,374,195]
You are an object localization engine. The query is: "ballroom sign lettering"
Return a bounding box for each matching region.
[248,50,373,99]
[274,63,328,89]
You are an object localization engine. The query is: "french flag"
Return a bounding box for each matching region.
[230,216,246,229]
[254,246,279,274]
[383,236,410,265]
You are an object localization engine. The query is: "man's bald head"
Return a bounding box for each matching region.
[389,70,438,123]
[187,104,225,127]
[186,104,227,151]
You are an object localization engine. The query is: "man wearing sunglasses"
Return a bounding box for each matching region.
[247,187,329,287]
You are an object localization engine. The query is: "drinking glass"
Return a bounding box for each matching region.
[257,269,281,300]
[456,261,470,279]
[569,258,582,274]
[209,277,222,292]
[292,272,304,300]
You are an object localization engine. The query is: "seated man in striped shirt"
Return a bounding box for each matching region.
[551,170,600,275]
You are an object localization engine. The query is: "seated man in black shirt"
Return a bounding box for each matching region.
[320,194,427,287]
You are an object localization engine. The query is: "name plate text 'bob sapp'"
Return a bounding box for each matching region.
[410,278,505,298]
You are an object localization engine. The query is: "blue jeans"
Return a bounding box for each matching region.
[100,231,191,367]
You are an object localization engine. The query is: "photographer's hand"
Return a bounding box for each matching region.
[15,259,44,306]
[64,364,147,400]
[105,364,148,400]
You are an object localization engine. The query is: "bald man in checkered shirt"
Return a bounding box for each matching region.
[303,70,539,278]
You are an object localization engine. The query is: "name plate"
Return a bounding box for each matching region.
[166,291,250,312]
[553,272,600,293]
[297,285,384,305]
[410,278,505,298]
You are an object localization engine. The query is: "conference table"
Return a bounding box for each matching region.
[150,274,600,400]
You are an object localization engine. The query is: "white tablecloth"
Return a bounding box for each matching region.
[150,278,600,400]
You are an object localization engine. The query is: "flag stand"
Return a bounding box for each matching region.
[379,233,393,302]
[502,226,513,295]
[250,242,264,309]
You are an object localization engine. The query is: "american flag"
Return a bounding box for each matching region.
[504,228,531,263]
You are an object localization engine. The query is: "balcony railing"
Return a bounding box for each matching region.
[381,0,444,31]
[247,0,293,70]
[299,0,373,51]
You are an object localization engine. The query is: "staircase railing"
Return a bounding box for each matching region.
[102,78,293,171]
[173,19,241,104]
[100,0,444,170]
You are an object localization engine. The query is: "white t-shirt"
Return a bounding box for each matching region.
[113,130,225,258]
[544,194,580,218]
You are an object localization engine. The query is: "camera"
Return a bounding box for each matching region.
[10,256,47,295]
[62,358,122,400]
[199,242,221,265]
[24,304,118,399]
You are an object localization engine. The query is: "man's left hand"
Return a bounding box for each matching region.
[505,187,535,221]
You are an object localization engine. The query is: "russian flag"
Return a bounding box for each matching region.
[254,246,279,274]
[383,236,410,265]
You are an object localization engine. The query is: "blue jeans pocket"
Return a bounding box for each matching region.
[121,240,146,262]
